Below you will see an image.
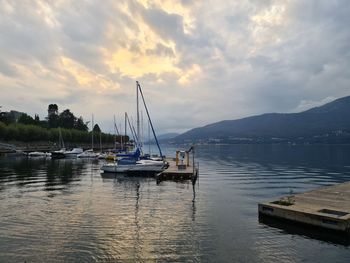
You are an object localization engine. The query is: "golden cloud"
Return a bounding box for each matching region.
[178,64,202,85]
[60,56,120,92]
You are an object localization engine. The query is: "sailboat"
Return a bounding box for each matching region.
[101,81,166,173]
[51,128,83,158]
[101,115,123,161]
[51,128,66,159]
[97,132,108,159]
[78,114,99,158]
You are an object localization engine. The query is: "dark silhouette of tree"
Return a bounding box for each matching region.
[34,114,42,126]
[0,104,116,143]
[48,104,58,115]
[0,111,18,124]
[18,113,36,125]
[48,104,59,128]
[47,104,88,131]
[58,109,75,129]
[0,114,7,124]
[0,123,117,143]
[0,106,6,123]
[93,124,101,133]
[75,117,88,131]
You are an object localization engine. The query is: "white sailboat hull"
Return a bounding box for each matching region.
[28,151,51,157]
[77,150,99,158]
[101,160,165,173]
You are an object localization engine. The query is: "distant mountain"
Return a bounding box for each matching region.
[157,133,179,140]
[147,132,179,143]
[174,96,350,144]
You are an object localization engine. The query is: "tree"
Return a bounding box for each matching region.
[58,109,76,129]
[48,104,58,116]
[93,124,101,133]
[74,117,88,131]
[0,106,7,123]
[18,113,36,125]
[48,104,59,128]
[0,111,16,125]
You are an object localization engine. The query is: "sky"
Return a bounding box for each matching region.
[0,0,350,134]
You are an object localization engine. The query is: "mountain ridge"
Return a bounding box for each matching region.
[174,96,350,144]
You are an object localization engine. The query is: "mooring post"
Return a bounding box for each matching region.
[192,145,195,175]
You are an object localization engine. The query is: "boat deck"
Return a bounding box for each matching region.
[259,181,350,233]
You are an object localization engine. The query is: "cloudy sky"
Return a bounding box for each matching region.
[1,0,349,134]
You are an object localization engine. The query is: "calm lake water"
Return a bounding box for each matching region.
[1,144,350,262]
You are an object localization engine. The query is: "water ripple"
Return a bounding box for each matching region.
[1,145,350,262]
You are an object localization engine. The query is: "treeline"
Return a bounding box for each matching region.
[0,104,89,131]
[0,122,127,144]
[0,104,128,144]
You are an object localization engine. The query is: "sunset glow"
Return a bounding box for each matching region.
[0,0,349,133]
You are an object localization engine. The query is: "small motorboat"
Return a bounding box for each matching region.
[64,147,83,158]
[77,149,99,158]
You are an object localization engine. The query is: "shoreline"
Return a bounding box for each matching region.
[0,140,116,153]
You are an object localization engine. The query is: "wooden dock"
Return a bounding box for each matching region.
[156,158,198,182]
[259,182,350,233]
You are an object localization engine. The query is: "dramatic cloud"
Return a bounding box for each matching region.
[1,0,349,134]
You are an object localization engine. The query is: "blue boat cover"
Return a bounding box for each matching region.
[117,148,141,165]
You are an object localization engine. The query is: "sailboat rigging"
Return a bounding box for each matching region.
[100,81,166,173]
[136,81,163,160]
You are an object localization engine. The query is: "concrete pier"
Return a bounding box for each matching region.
[259,182,350,233]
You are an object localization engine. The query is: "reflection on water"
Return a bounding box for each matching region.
[259,214,350,247]
[0,155,201,262]
[1,145,350,262]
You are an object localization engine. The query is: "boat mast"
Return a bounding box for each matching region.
[114,117,121,151]
[91,114,94,150]
[120,123,123,150]
[136,82,140,149]
[148,119,151,156]
[136,81,163,160]
[124,112,127,152]
[141,110,144,148]
[125,113,138,146]
[99,131,102,152]
[113,115,116,152]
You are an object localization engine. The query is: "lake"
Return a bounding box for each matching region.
[1,144,350,262]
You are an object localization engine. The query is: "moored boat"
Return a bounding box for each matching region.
[51,149,66,159]
[77,149,99,158]
[97,152,108,159]
[64,147,83,158]
[28,151,51,157]
[100,81,165,175]
[51,128,66,159]
[101,159,166,173]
